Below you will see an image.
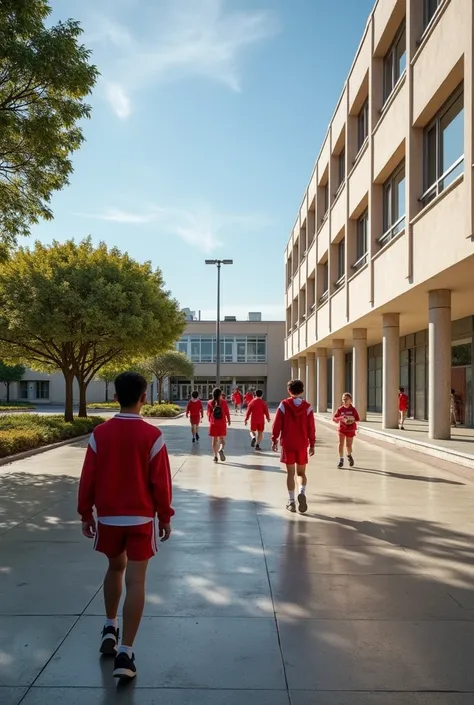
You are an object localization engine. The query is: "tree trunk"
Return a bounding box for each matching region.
[150,381,154,405]
[158,377,163,404]
[78,378,88,418]
[64,372,74,423]
[6,382,10,402]
[105,380,109,403]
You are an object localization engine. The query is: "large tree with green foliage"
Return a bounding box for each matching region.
[97,361,152,403]
[0,361,25,401]
[0,0,98,247]
[0,239,185,420]
[144,351,194,404]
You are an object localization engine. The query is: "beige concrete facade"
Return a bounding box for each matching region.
[285,0,474,438]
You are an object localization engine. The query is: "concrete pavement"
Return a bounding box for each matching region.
[0,412,473,703]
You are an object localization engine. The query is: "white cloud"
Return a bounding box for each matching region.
[75,203,271,254]
[88,0,279,117]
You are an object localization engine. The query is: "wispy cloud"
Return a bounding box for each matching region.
[87,0,279,118]
[75,203,272,254]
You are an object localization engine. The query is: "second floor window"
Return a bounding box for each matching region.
[424,0,442,29]
[381,162,406,245]
[338,149,345,189]
[384,24,406,102]
[358,99,369,150]
[356,210,368,266]
[337,239,345,282]
[323,182,329,216]
[422,85,464,206]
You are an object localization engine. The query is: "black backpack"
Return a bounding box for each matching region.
[213,403,223,420]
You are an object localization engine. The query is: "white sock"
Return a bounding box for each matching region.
[118,645,133,658]
[300,485,306,496]
[289,490,295,502]
[105,618,118,629]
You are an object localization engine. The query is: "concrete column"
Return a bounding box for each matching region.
[316,348,328,413]
[352,328,368,420]
[429,290,452,440]
[298,356,306,383]
[306,352,316,408]
[332,339,345,411]
[290,361,298,381]
[382,313,400,429]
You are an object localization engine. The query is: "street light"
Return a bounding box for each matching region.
[205,259,233,388]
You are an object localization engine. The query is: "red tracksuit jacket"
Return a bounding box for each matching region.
[245,397,270,426]
[271,398,316,450]
[186,398,203,420]
[77,414,174,524]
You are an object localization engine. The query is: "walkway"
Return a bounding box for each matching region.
[0,414,473,703]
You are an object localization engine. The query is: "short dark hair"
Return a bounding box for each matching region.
[255,389,263,397]
[191,390,199,399]
[115,371,147,407]
[399,387,404,393]
[288,379,304,395]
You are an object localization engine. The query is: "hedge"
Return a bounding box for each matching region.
[142,404,182,418]
[0,401,35,410]
[88,402,120,409]
[0,414,105,458]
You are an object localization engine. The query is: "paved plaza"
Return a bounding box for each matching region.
[0,413,473,704]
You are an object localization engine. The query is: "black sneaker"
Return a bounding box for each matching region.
[113,652,136,679]
[219,449,226,462]
[255,444,261,451]
[400,426,405,431]
[297,492,308,514]
[337,458,344,468]
[213,455,218,463]
[286,501,297,513]
[196,432,200,441]
[348,455,355,468]
[100,625,119,655]
[192,437,196,443]
[251,437,256,448]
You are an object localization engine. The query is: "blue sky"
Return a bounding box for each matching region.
[37,0,374,320]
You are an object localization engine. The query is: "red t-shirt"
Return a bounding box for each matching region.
[333,405,360,433]
[398,393,409,411]
[245,397,270,427]
[232,391,243,404]
[186,398,203,421]
[244,392,254,405]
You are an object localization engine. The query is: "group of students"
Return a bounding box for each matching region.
[77,371,361,681]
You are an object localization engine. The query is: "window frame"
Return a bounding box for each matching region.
[383,23,406,103]
[337,149,345,190]
[354,210,369,269]
[336,239,345,285]
[357,99,369,151]
[421,84,464,207]
[35,381,50,400]
[323,182,329,217]
[380,161,406,246]
[423,0,442,30]
[319,261,329,304]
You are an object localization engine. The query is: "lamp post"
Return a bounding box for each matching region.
[205,259,233,388]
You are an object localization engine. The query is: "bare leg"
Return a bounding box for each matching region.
[104,553,127,620]
[219,436,226,450]
[296,464,307,488]
[346,438,353,455]
[121,560,149,648]
[212,437,219,456]
[338,433,345,457]
[286,464,296,493]
[257,431,263,445]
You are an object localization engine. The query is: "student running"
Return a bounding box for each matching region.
[231,387,243,414]
[78,371,173,680]
[271,379,315,514]
[186,391,204,442]
[207,387,231,462]
[333,392,360,468]
[244,389,254,408]
[398,387,409,430]
[245,389,271,450]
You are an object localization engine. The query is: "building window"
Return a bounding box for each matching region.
[355,210,368,268]
[182,335,267,363]
[337,149,345,189]
[323,183,329,216]
[35,381,50,400]
[336,239,345,284]
[383,23,406,102]
[236,336,267,363]
[319,261,329,303]
[380,162,406,245]
[19,381,28,400]
[177,339,189,355]
[358,99,369,150]
[422,85,464,206]
[424,0,442,29]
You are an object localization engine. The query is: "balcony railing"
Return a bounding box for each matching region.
[378,214,406,246]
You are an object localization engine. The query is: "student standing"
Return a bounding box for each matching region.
[207,387,231,462]
[232,387,243,414]
[271,379,315,514]
[245,389,271,450]
[186,391,204,442]
[398,387,409,430]
[333,392,360,468]
[78,372,173,680]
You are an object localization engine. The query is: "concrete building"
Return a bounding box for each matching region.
[1,370,106,406]
[170,314,289,403]
[285,0,474,438]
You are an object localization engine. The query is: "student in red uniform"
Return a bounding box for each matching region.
[232,387,243,414]
[244,389,254,408]
[398,387,409,430]
[78,372,174,681]
[207,387,231,462]
[333,392,360,468]
[186,390,204,443]
[271,379,316,514]
[245,389,271,450]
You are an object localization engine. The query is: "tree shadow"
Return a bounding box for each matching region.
[347,466,465,485]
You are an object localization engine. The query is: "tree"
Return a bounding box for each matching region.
[97,361,153,403]
[0,1,98,248]
[0,239,185,421]
[144,351,194,404]
[0,361,25,402]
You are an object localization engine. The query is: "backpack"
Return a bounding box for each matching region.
[213,403,223,421]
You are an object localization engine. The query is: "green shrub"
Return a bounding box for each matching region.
[0,401,35,408]
[142,403,181,418]
[88,402,120,409]
[0,415,105,458]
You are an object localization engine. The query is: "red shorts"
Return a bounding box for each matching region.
[280,447,308,466]
[94,521,157,561]
[338,429,356,438]
[209,422,227,437]
[251,423,265,433]
[189,416,201,426]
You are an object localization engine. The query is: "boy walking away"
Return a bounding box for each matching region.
[186,391,204,442]
[78,372,174,680]
[398,387,409,430]
[207,387,231,462]
[244,389,254,409]
[271,380,315,514]
[245,389,271,450]
[232,387,243,414]
[333,392,360,468]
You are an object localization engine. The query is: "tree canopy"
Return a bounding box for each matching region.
[145,351,194,403]
[0,238,185,419]
[0,0,98,247]
[0,361,25,401]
